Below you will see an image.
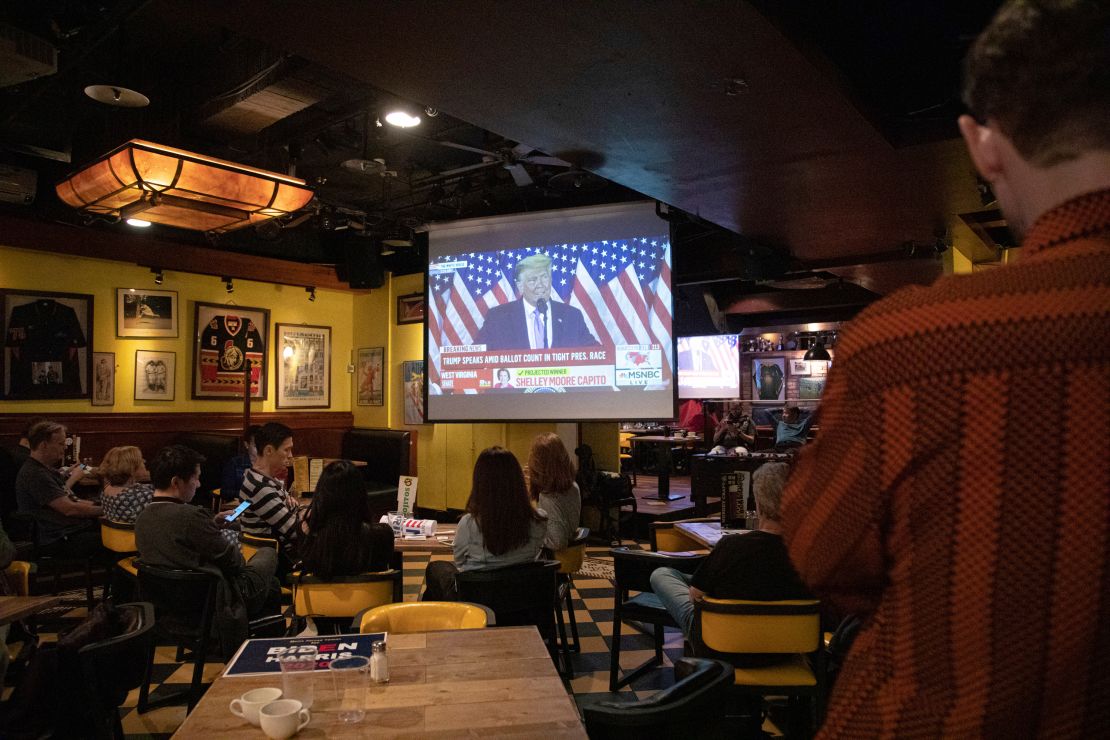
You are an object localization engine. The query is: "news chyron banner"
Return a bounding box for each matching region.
[438,343,664,392]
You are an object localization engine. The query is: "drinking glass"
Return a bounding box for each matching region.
[278,648,317,710]
[330,655,370,723]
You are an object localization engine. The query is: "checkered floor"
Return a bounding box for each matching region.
[1,546,783,738]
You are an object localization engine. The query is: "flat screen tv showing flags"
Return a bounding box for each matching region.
[424,202,675,421]
[676,334,740,399]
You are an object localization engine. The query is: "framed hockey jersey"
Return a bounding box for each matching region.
[192,301,270,400]
[2,289,93,400]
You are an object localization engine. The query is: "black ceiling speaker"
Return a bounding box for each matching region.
[341,231,384,289]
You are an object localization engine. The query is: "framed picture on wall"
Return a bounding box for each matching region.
[397,293,425,325]
[116,288,178,338]
[135,350,176,401]
[789,359,810,376]
[275,323,331,408]
[91,352,115,406]
[752,357,786,401]
[1,289,93,400]
[192,301,269,400]
[402,360,425,424]
[798,377,827,400]
[357,347,384,406]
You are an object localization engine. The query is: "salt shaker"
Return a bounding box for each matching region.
[370,640,389,683]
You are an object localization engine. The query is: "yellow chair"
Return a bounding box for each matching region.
[553,527,589,656]
[693,598,824,736]
[650,517,714,553]
[99,518,137,554]
[618,432,637,487]
[291,570,402,633]
[3,560,35,596]
[359,602,490,634]
[239,532,279,561]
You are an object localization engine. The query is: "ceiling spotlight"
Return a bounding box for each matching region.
[223,276,234,294]
[306,286,316,302]
[151,267,164,285]
[384,109,421,128]
[126,218,151,227]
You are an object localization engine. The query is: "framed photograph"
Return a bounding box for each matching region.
[798,377,827,400]
[135,350,176,401]
[402,360,425,424]
[811,360,829,376]
[1,289,93,400]
[752,357,786,401]
[91,352,115,406]
[116,288,178,338]
[357,347,384,406]
[276,323,331,408]
[192,302,269,400]
[397,293,425,325]
[790,359,811,376]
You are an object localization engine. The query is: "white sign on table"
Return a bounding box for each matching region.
[397,475,418,517]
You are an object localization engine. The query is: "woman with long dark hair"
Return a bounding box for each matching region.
[422,446,547,600]
[527,433,580,551]
[299,460,394,580]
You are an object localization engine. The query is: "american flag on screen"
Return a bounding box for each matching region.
[427,236,672,386]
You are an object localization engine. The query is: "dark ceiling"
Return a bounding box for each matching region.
[1,0,1000,317]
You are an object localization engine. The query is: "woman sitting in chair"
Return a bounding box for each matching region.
[422,447,548,601]
[527,433,581,552]
[299,460,395,579]
[98,446,152,523]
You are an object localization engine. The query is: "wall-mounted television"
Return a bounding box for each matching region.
[677,334,740,399]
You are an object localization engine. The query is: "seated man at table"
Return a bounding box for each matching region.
[710,407,756,455]
[136,445,281,657]
[238,422,300,552]
[771,405,812,451]
[650,462,810,641]
[15,420,103,558]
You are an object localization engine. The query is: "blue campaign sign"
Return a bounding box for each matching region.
[224,632,386,677]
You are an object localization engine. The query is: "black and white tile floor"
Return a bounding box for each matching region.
[2,546,783,738]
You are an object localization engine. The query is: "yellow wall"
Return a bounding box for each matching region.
[0,244,352,414]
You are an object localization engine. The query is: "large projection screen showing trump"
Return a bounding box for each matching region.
[425,201,674,421]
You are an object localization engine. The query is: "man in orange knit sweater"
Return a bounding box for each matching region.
[781,1,1110,737]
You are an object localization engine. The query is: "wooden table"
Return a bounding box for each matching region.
[392,524,456,553]
[674,521,751,549]
[629,435,702,501]
[0,595,61,626]
[173,626,586,738]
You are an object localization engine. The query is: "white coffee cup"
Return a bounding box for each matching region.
[229,687,282,726]
[260,699,311,739]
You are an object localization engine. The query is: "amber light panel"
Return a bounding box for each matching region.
[56,139,314,233]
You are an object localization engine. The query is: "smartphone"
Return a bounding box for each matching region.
[225,500,251,522]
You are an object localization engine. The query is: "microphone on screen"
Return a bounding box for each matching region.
[536,298,548,315]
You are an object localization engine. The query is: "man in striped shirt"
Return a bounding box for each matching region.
[239,422,300,555]
[781,2,1110,737]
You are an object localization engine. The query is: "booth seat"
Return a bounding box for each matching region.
[341,428,412,517]
[172,432,239,508]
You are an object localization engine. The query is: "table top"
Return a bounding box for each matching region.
[393,524,456,552]
[630,434,702,444]
[173,626,586,739]
[674,521,751,549]
[0,595,61,626]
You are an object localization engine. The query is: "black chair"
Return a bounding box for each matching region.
[135,563,283,713]
[583,657,734,740]
[609,547,705,692]
[586,471,637,545]
[14,510,98,609]
[553,527,590,658]
[455,560,564,673]
[78,601,156,740]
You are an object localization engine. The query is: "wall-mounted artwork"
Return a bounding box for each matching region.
[135,350,175,401]
[192,302,269,400]
[798,377,827,400]
[116,288,178,338]
[397,293,425,325]
[357,347,384,406]
[811,360,829,376]
[92,351,115,406]
[1,289,92,400]
[789,359,810,376]
[752,357,785,401]
[402,360,425,424]
[276,323,331,408]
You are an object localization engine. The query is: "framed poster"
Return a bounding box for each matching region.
[798,377,827,400]
[397,293,425,325]
[192,302,269,400]
[276,323,331,408]
[402,360,425,424]
[789,359,810,376]
[116,288,178,338]
[91,352,115,406]
[357,347,384,406]
[135,350,176,401]
[752,357,786,401]
[1,289,93,400]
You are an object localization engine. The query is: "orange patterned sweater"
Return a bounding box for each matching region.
[782,189,1110,738]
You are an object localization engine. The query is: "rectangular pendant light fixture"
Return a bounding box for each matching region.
[56,139,314,233]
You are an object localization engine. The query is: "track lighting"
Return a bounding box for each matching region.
[306,286,316,302]
[151,267,164,285]
[223,276,234,294]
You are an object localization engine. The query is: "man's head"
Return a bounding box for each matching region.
[514,254,553,306]
[753,462,791,522]
[27,421,66,465]
[19,416,46,447]
[782,406,800,423]
[959,0,1110,236]
[149,445,205,501]
[254,422,294,469]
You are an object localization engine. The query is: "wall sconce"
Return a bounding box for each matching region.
[151,267,164,285]
[223,276,234,294]
[306,286,316,302]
